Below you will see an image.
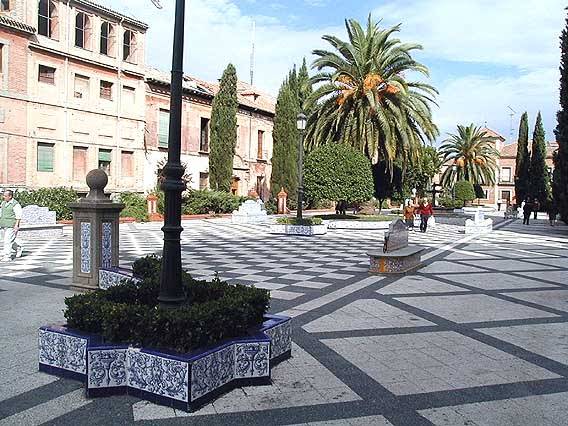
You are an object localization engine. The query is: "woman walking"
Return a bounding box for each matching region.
[403,200,416,231]
[418,198,433,233]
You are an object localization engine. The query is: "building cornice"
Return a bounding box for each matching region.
[71,0,148,31]
[0,15,36,35]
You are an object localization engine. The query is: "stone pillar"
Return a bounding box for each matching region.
[277,188,288,214]
[146,194,161,221]
[69,169,124,290]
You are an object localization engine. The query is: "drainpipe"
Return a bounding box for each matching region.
[63,1,72,182]
[115,18,125,191]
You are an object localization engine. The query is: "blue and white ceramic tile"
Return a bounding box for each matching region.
[88,349,127,388]
[234,342,270,379]
[101,222,112,269]
[38,329,87,374]
[126,349,188,402]
[98,269,140,290]
[265,321,292,359]
[80,222,91,274]
[190,345,235,401]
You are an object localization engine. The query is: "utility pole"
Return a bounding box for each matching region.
[507,105,516,142]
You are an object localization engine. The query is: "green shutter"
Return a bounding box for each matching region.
[158,110,169,147]
[99,149,112,162]
[37,143,54,172]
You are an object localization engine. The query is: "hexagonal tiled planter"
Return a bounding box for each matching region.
[269,223,328,236]
[38,314,291,411]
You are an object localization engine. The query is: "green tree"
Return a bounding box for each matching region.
[372,161,404,212]
[297,58,312,111]
[454,180,476,207]
[305,15,438,164]
[402,145,442,197]
[270,83,299,201]
[515,112,530,204]
[209,63,238,192]
[439,124,500,187]
[554,11,568,223]
[304,143,373,203]
[529,112,551,205]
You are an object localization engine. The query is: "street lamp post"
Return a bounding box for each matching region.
[296,113,307,221]
[157,0,186,306]
[451,165,458,200]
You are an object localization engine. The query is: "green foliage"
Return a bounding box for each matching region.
[270,83,299,201]
[372,161,404,209]
[454,180,476,206]
[304,143,374,203]
[263,198,277,215]
[554,12,568,223]
[315,214,392,222]
[64,255,270,353]
[515,112,530,203]
[119,192,148,221]
[439,124,500,186]
[182,189,246,215]
[209,64,238,192]
[529,112,552,205]
[276,216,323,225]
[305,15,438,164]
[439,197,462,208]
[15,187,78,220]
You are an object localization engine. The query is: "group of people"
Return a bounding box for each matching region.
[402,198,434,233]
[521,198,558,226]
[0,190,24,262]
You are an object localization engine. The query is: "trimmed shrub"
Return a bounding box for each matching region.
[454,180,476,207]
[119,192,148,221]
[304,144,374,203]
[15,187,78,220]
[182,190,247,215]
[64,255,270,353]
[276,217,323,226]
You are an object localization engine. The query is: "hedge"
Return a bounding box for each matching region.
[454,180,476,207]
[182,189,248,215]
[15,187,78,220]
[119,192,148,222]
[64,255,270,353]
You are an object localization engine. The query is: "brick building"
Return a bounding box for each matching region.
[0,0,275,197]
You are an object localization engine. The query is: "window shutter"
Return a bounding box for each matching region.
[37,143,54,172]
[158,110,169,147]
[98,149,111,162]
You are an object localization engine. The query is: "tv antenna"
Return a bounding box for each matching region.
[250,20,256,85]
[150,0,163,9]
[507,106,516,141]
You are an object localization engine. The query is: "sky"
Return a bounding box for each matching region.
[99,0,565,143]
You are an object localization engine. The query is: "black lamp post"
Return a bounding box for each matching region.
[157,0,186,306]
[296,113,307,220]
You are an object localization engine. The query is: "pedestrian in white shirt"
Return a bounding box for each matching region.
[0,190,23,261]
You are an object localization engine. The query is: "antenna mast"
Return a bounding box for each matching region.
[250,20,255,86]
[507,105,516,141]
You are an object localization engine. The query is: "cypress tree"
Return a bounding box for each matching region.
[270,83,299,201]
[209,63,238,192]
[554,11,568,223]
[297,58,312,111]
[514,112,530,204]
[529,112,551,205]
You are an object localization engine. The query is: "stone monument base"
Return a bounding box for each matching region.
[367,246,424,274]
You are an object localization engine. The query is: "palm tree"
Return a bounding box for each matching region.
[439,124,500,187]
[305,15,439,165]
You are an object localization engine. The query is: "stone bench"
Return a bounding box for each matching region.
[18,205,64,239]
[367,219,424,274]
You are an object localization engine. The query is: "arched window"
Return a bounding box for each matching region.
[75,12,91,49]
[1,0,10,12]
[38,0,58,39]
[100,22,115,56]
[122,30,136,62]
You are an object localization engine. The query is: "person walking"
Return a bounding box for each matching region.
[0,190,23,261]
[522,198,533,225]
[533,199,540,220]
[418,198,433,233]
[548,203,557,227]
[403,199,416,231]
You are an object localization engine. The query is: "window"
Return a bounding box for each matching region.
[73,146,87,180]
[38,0,57,39]
[0,43,4,76]
[123,30,135,62]
[199,172,209,190]
[200,117,210,152]
[75,12,91,49]
[98,149,112,175]
[121,151,133,177]
[158,109,169,148]
[74,74,89,99]
[256,176,263,197]
[501,167,511,183]
[100,80,113,100]
[1,0,9,12]
[100,22,114,56]
[38,65,55,85]
[122,85,135,105]
[257,130,264,159]
[501,190,511,202]
[482,189,489,199]
[37,142,54,172]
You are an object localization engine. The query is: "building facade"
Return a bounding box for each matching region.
[1,0,275,198]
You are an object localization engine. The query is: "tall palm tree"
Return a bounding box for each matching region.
[439,124,500,186]
[305,15,439,165]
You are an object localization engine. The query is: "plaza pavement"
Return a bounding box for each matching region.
[0,216,567,425]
